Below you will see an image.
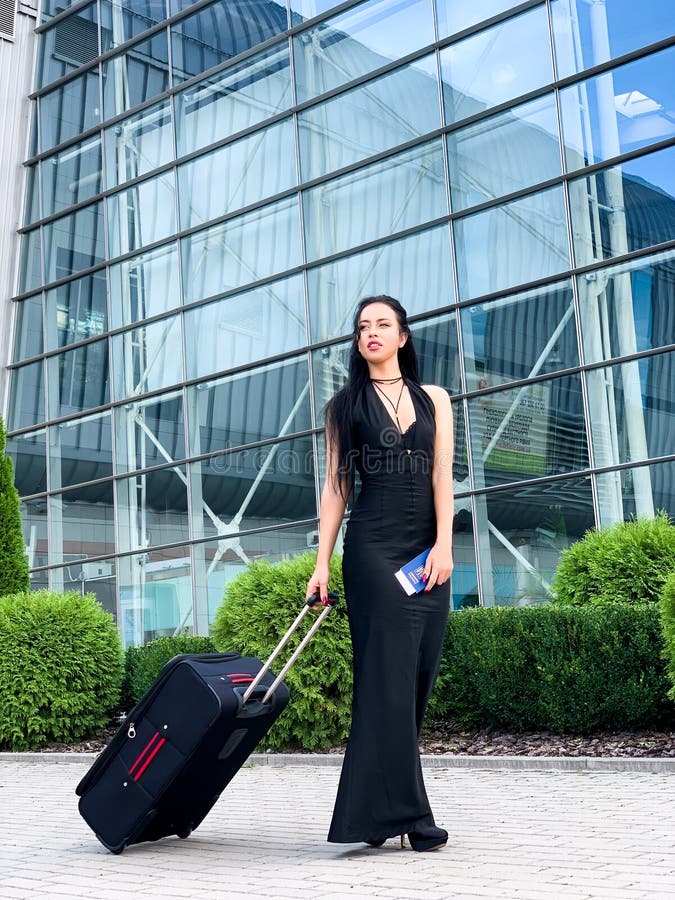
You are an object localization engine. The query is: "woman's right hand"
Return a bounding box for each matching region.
[306,562,330,607]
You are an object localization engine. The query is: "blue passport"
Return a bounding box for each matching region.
[394,547,431,595]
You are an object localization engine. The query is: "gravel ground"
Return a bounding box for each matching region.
[29,723,675,758]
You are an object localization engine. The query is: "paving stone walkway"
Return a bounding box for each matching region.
[2,758,674,899]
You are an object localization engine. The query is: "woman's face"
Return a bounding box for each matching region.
[356,301,407,363]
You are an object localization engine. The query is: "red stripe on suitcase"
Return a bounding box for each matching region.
[129,732,159,776]
[133,737,166,782]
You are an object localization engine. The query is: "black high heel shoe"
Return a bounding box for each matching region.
[405,826,448,852]
[365,839,386,847]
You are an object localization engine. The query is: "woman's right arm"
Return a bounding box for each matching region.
[305,427,349,603]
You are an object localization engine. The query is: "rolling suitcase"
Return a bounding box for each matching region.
[76,592,338,853]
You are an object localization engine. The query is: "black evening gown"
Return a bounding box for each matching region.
[327,379,451,844]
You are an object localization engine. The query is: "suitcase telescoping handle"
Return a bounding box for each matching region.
[242,592,339,705]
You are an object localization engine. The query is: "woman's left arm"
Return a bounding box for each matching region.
[422,385,454,592]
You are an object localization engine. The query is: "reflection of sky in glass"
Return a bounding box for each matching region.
[560,46,675,172]
[440,5,553,123]
[552,0,675,77]
[619,144,675,209]
[294,0,435,102]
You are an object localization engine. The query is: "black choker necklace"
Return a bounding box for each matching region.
[370,376,403,384]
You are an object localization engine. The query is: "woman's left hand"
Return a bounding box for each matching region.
[422,540,454,592]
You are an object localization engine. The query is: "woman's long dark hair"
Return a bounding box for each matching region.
[326,295,421,495]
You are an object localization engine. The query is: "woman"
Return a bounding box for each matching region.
[306,295,454,852]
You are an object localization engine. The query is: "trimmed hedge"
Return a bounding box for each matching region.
[428,603,674,733]
[211,552,351,750]
[122,634,217,709]
[551,512,675,607]
[660,571,675,702]
[0,591,123,750]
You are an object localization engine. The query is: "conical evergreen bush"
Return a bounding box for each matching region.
[0,416,29,596]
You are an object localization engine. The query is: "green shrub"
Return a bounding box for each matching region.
[428,603,673,733]
[122,634,217,709]
[551,512,675,607]
[0,591,123,750]
[660,571,675,702]
[0,416,30,596]
[211,552,351,750]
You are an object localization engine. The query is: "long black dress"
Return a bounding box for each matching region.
[327,379,451,844]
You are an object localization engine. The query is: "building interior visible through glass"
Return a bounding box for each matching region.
[5,0,675,644]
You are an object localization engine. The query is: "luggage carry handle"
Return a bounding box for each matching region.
[242,592,339,705]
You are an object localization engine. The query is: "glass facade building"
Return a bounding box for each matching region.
[3,0,675,645]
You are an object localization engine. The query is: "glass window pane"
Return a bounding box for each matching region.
[569,145,675,268]
[174,42,292,156]
[303,140,446,261]
[436,0,525,39]
[577,248,675,364]
[114,390,186,474]
[7,429,47,497]
[171,0,287,84]
[194,524,318,627]
[39,69,101,153]
[109,242,180,328]
[43,201,105,284]
[189,435,315,540]
[49,411,112,491]
[116,466,189,553]
[298,55,440,182]
[100,0,167,49]
[41,136,102,218]
[19,228,42,295]
[293,0,435,104]
[560,48,675,174]
[181,196,301,305]
[178,118,296,229]
[552,0,675,79]
[185,356,312,457]
[461,281,578,387]
[454,185,569,301]
[49,482,115,565]
[24,165,40,225]
[13,295,44,362]
[48,339,110,418]
[45,270,108,350]
[119,547,191,647]
[440,5,553,126]
[184,274,307,380]
[41,0,83,20]
[7,361,45,431]
[447,93,561,213]
[37,3,98,90]
[586,350,675,478]
[102,31,170,121]
[112,315,183,400]
[596,460,675,528]
[473,475,594,606]
[412,311,462,397]
[22,497,48,570]
[108,171,177,258]
[104,100,173,188]
[307,225,454,342]
[468,373,588,487]
[288,1,338,22]
[49,560,117,619]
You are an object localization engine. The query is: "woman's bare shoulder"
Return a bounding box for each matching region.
[421,384,451,408]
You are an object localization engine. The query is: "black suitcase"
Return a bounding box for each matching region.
[76,593,338,853]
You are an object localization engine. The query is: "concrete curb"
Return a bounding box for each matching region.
[1,751,674,773]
